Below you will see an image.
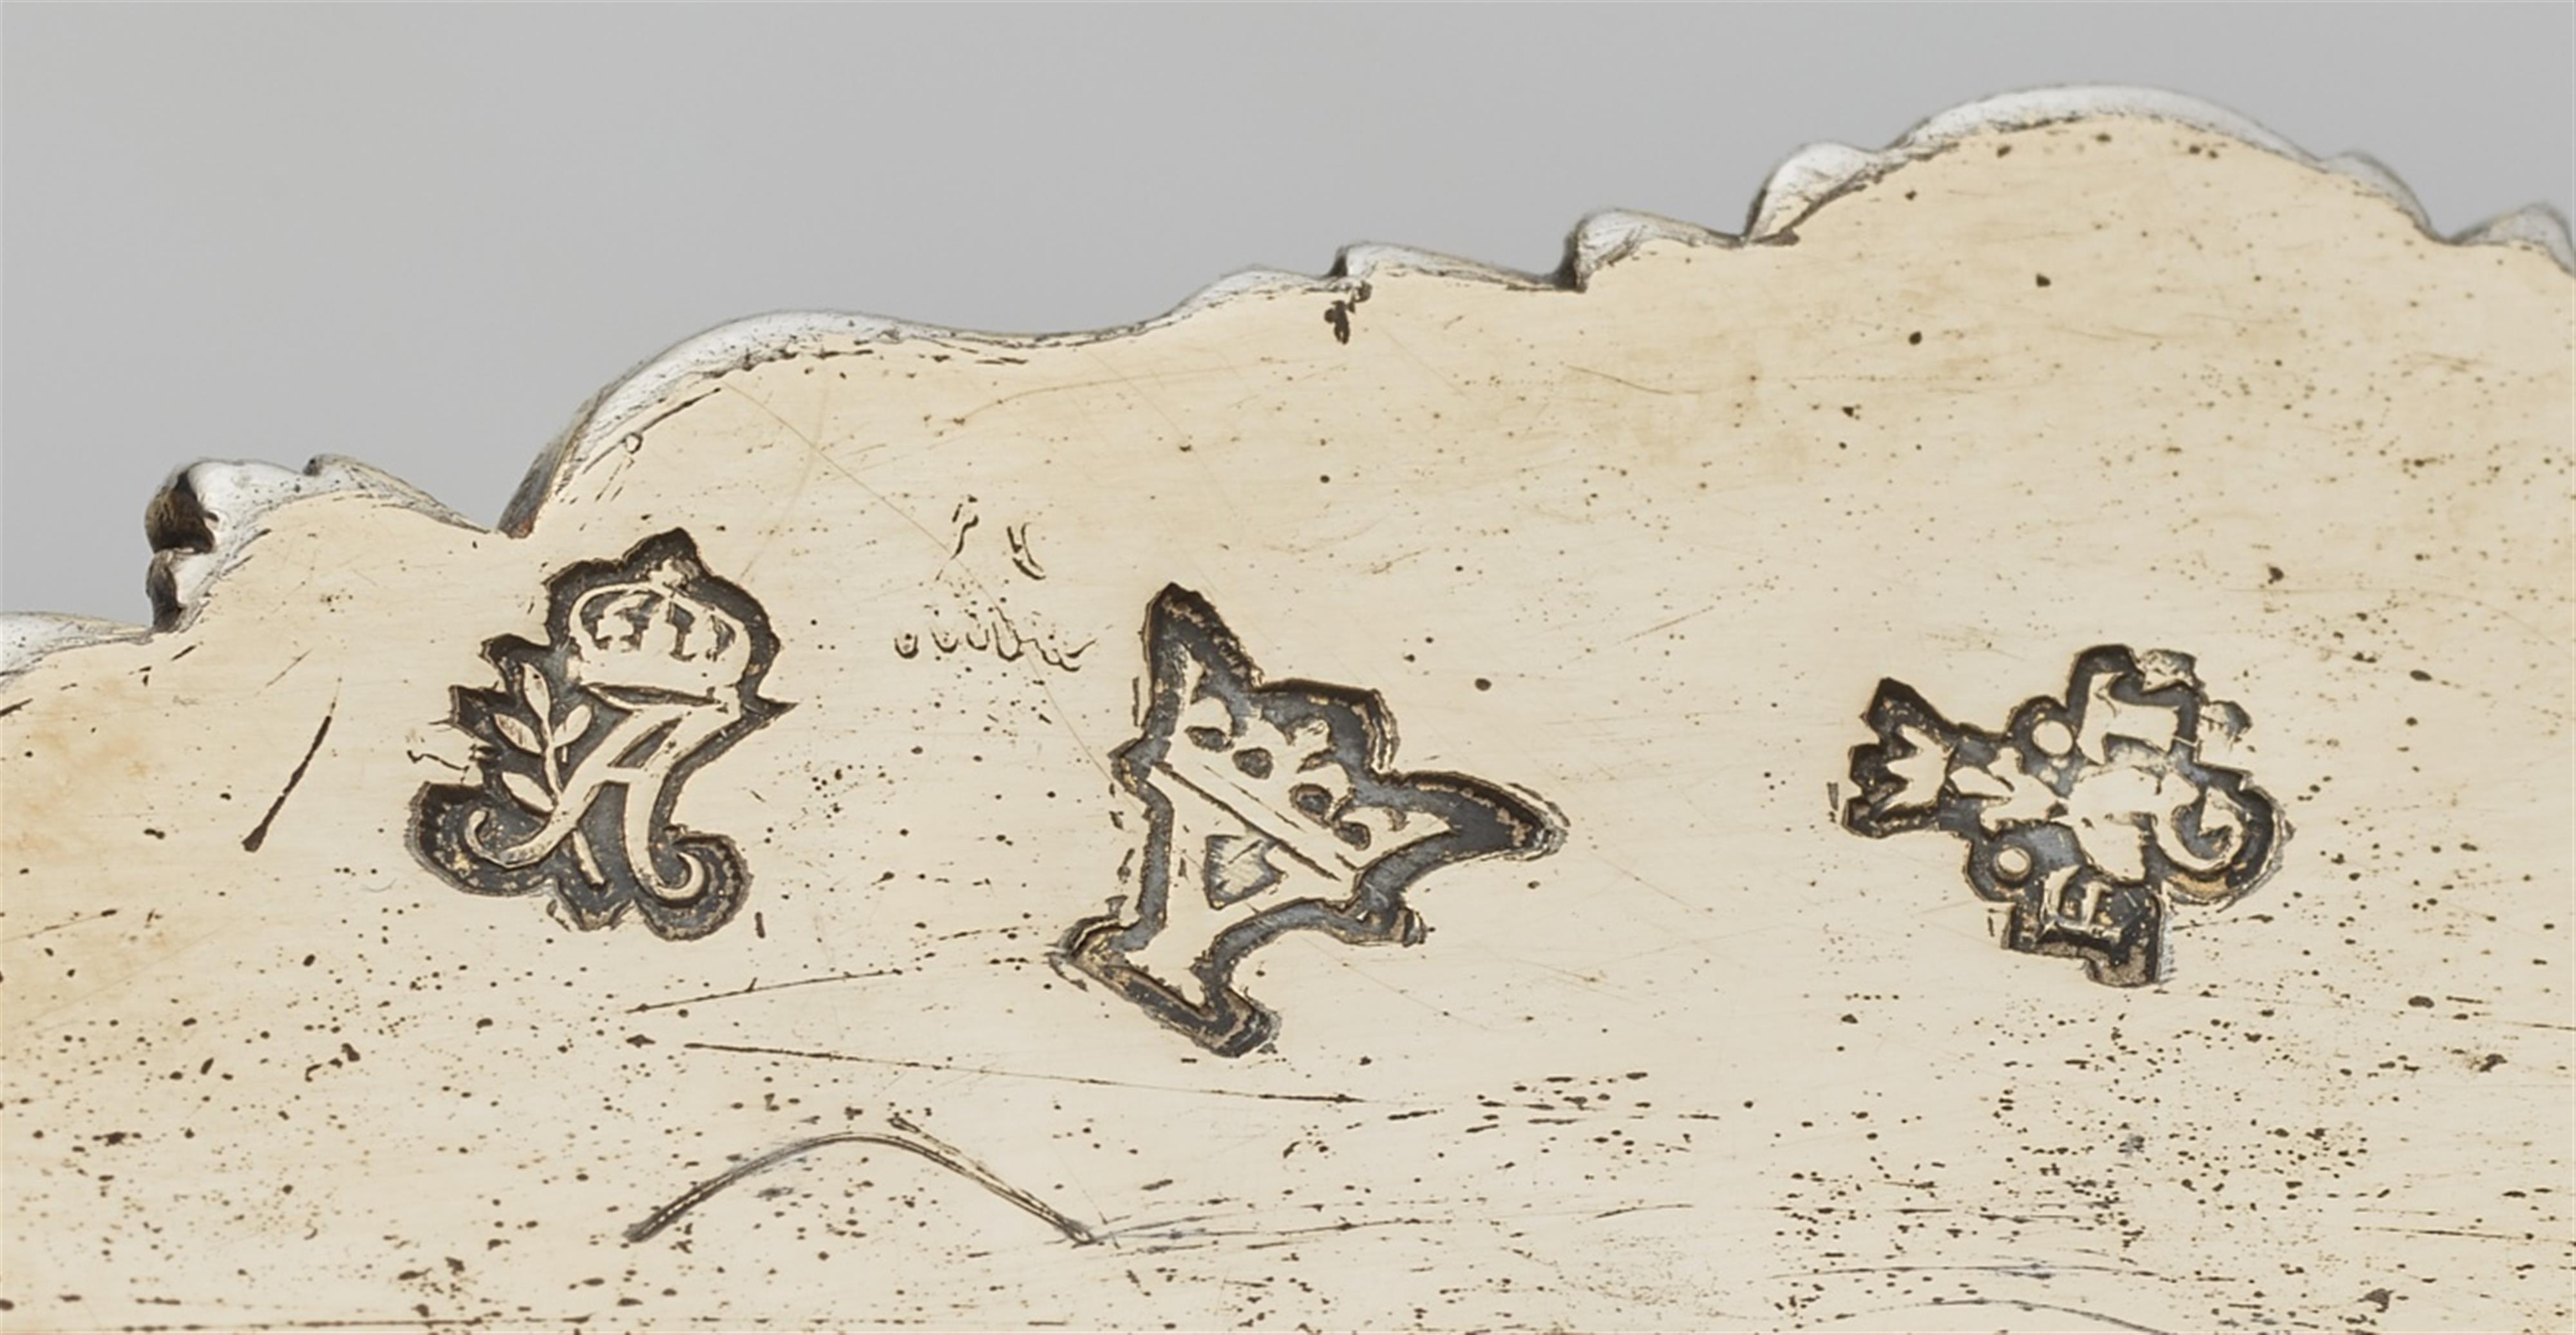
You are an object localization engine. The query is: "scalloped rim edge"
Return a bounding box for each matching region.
[5,83,2566,685]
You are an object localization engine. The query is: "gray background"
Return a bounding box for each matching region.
[5,4,2568,622]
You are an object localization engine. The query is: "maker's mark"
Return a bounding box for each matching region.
[410,529,789,940]
[1842,645,2286,986]
[1060,585,1565,1056]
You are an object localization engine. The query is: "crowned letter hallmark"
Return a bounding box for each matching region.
[410,530,790,940]
[1842,646,2286,986]
[1060,586,1566,1056]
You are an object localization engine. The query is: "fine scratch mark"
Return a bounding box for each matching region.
[2351,1224,2550,1243]
[1593,1201,1696,1220]
[1567,364,1698,397]
[1101,1213,1447,1249]
[2,908,122,945]
[1785,1262,2154,1280]
[243,698,334,853]
[1933,1300,2174,1335]
[1618,602,1725,644]
[715,383,1117,784]
[685,1040,1370,1105]
[952,363,1243,427]
[629,968,905,1014]
[580,387,723,480]
[624,1117,1097,1245]
[1793,1299,2175,1335]
[0,699,28,719]
[260,649,314,691]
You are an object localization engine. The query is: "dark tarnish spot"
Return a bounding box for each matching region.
[1324,282,1373,345]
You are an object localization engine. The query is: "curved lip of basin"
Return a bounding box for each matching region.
[5,82,2569,681]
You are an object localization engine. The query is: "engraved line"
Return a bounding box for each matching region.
[1153,762,1340,881]
[1591,1201,1696,1220]
[2,908,123,945]
[243,697,335,853]
[684,1040,1367,1105]
[627,968,905,1014]
[624,1122,1095,1246]
[1566,364,1698,396]
[1779,1262,2157,1280]
[1618,602,1725,643]
[2349,1224,2561,1244]
[1790,1300,2175,1335]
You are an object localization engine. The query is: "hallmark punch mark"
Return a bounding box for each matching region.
[1842,646,2286,985]
[410,530,789,940]
[1060,586,1565,1056]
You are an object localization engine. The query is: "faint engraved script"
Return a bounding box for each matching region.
[1842,645,2286,985]
[892,497,1094,671]
[410,530,790,940]
[1060,585,1565,1054]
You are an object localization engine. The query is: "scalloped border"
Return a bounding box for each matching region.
[5,84,2566,683]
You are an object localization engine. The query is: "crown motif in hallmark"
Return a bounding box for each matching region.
[1842,645,2287,986]
[1059,586,1566,1056]
[566,554,757,703]
[409,530,790,940]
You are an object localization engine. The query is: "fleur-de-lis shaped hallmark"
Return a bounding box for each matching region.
[409,530,790,940]
[1059,586,1566,1056]
[1842,646,2287,986]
